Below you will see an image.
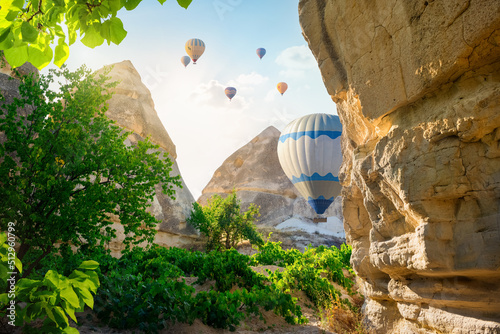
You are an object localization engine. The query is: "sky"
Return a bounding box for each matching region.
[42,0,338,199]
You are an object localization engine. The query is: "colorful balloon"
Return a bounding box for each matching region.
[256,48,266,59]
[277,113,343,215]
[277,82,288,95]
[181,55,190,67]
[225,87,237,101]
[185,38,205,64]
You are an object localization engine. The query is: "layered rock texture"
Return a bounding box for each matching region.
[299,0,500,333]
[199,126,343,226]
[98,61,197,255]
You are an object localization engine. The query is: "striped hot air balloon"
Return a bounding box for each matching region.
[256,48,266,59]
[277,113,342,215]
[185,38,206,64]
[225,87,237,101]
[181,55,191,67]
[277,82,288,95]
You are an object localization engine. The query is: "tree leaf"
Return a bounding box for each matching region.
[54,41,70,67]
[21,21,38,43]
[60,286,80,309]
[106,17,127,45]
[27,44,53,69]
[62,326,80,334]
[51,305,70,329]
[73,286,94,309]
[62,300,77,323]
[0,25,12,43]
[80,24,104,48]
[124,0,142,10]
[77,260,99,270]
[44,270,61,290]
[177,0,192,9]
[3,43,28,68]
[108,0,122,14]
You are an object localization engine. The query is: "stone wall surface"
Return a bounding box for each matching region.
[299,0,500,333]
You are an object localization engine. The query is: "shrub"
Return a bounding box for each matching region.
[187,190,263,251]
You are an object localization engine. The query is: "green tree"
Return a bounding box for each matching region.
[188,190,263,251]
[0,0,193,69]
[0,65,181,278]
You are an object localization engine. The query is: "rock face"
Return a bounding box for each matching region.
[199,126,343,226]
[97,61,197,255]
[299,0,500,333]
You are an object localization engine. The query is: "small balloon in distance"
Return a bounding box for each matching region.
[256,48,266,59]
[225,87,237,101]
[277,82,288,95]
[181,56,190,67]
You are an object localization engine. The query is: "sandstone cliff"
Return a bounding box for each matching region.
[299,0,500,333]
[98,61,197,255]
[198,126,343,226]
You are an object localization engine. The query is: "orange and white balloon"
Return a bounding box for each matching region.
[277,82,288,95]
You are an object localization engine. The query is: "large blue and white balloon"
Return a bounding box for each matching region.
[277,113,342,215]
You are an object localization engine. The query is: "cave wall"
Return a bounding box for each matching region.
[299,0,500,332]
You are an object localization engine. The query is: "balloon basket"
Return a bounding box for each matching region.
[313,217,327,223]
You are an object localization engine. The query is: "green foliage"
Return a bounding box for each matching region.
[187,190,264,251]
[0,232,22,288]
[24,238,354,333]
[196,249,264,292]
[0,66,181,277]
[95,272,195,332]
[254,240,354,308]
[91,245,306,332]
[0,0,193,69]
[251,233,302,267]
[0,235,99,334]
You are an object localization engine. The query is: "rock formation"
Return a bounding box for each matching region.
[97,61,197,255]
[299,0,500,333]
[199,126,343,226]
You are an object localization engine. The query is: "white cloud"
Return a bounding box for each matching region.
[191,79,249,110]
[264,89,277,102]
[275,45,317,70]
[234,72,268,86]
[278,68,306,79]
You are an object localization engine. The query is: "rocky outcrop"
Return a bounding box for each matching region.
[0,57,37,78]
[199,126,343,226]
[299,0,500,333]
[97,61,197,255]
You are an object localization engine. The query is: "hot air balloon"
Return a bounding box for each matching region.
[181,55,190,67]
[256,48,266,60]
[225,87,237,101]
[185,38,206,64]
[277,82,288,95]
[277,113,342,215]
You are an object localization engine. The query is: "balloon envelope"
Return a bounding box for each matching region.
[256,48,266,59]
[181,55,190,67]
[277,113,342,214]
[225,87,237,101]
[185,38,205,63]
[277,82,288,95]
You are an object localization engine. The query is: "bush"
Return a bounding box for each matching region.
[187,190,263,251]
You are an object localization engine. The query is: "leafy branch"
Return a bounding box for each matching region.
[0,0,193,69]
